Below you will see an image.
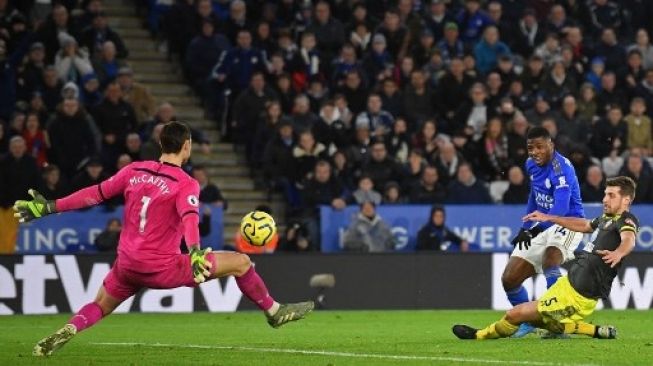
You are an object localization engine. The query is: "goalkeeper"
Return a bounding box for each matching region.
[454,176,638,340]
[15,122,313,357]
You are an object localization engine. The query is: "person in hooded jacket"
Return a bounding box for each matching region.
[416,205,469,251]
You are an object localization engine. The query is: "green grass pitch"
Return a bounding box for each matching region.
[1,310,651,365]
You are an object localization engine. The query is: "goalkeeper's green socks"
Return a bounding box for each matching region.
[476,317,519,339]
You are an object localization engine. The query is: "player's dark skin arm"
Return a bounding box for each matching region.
[522,211,593,233]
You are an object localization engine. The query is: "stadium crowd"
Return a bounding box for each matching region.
[2,0,653,253]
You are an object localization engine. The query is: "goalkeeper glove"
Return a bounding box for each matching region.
[510,226,544,251]
[13,189,56,223]
[189,246,213,283]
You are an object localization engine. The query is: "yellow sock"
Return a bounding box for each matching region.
[476,317,519,339]
[564,322,596,337]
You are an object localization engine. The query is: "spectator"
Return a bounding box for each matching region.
[362,34,394,85]
[301,160,347,245]
[416,205,468,251]
[80,11,128,59]
[597,72,627,114]
[437,58,474,128]
[117,67,156,124]
[192,165,227,209]
[402,69,436,128]
[555,95,589,148]
[456,0,494,45]
[40,66,64,112]
[620,153,653,203]
[70,157,108,191]
[39,164,68,200]
[220,0,254,45]
[124,132,141,162]
[447,162,492,203]
[501,165,528,203]
[211,29,267,95]
[116,153,131,171]
[279,220,312,252]
[423,0,455,43]
[375,8,408,61]
[336,70,368,115]
[386,117,410,163]
[629,29,653,70]
[521,54,546,93]
[292,130,327,183]
[140,122,163,161]
[80,73,102,108]
[455,82,491,141]
[22,112,49,167]
[589,105,628,159]
[0,136,39,253]
[185,20,230,93]
[342,201,396,252]
[382,181,405,204]
[37,4,79,63]
[94,218,121,252]
[232,72,278,151]
[477,117,510,181]
[474,25,511,75]
[313,100,350,153]
[47,97,98,178]
[588,0,622,36]
[354,94,394,135]
[17,42,47,101]
[509,9,546,57]
[361,140,404,191]
[593,28,625,73]
[412,119,446,162]
[307,1,345,66]
[54,35,93,83]
[262,120,298,205]
[437,22,466,65]
[524,93,555,126]
[581,165,605,203]
[331,43,361,88]
[92,82,137,167]
[409,165,446,204]
[585,57,605,91]
[411,29,438,69]
[577,82,598,122]
[290,94,320,133]
[624,97,652,155]
[541,59,576,106]
[331,149,356,191]
[352,175,382,205]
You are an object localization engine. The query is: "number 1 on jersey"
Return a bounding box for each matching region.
[139,196,151,233]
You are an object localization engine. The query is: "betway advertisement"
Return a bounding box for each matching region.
[0,254,651,314]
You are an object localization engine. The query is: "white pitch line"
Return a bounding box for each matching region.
[91,342,597,366]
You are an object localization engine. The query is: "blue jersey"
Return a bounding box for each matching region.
[524,151,584,229]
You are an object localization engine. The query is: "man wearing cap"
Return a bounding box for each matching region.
[362,34,393,84]
[437,22,466,65]
[117,66,156,124]
[18,42,46,100]
[80,11,128,59]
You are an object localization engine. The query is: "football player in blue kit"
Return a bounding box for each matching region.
[502,127,585,337]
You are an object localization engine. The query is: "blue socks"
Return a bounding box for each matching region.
[544,266,562,288]
[506,286,529,307]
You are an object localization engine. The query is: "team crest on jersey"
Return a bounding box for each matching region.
[544,178,551,189]
[187,195,199,207]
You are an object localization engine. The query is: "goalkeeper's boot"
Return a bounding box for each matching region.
[595,325,617,339]
[512,322,536,338]
[33,324,77,356]
[267,301,314,328]
[452,325,478,340]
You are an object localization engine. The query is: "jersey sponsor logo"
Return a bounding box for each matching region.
[604,219,613,229]
[187,195,199,207]
[555,176,568,189]
[129,174,171,194]
[535,191,554,209]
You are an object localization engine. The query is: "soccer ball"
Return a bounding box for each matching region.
[240,211,277,246]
